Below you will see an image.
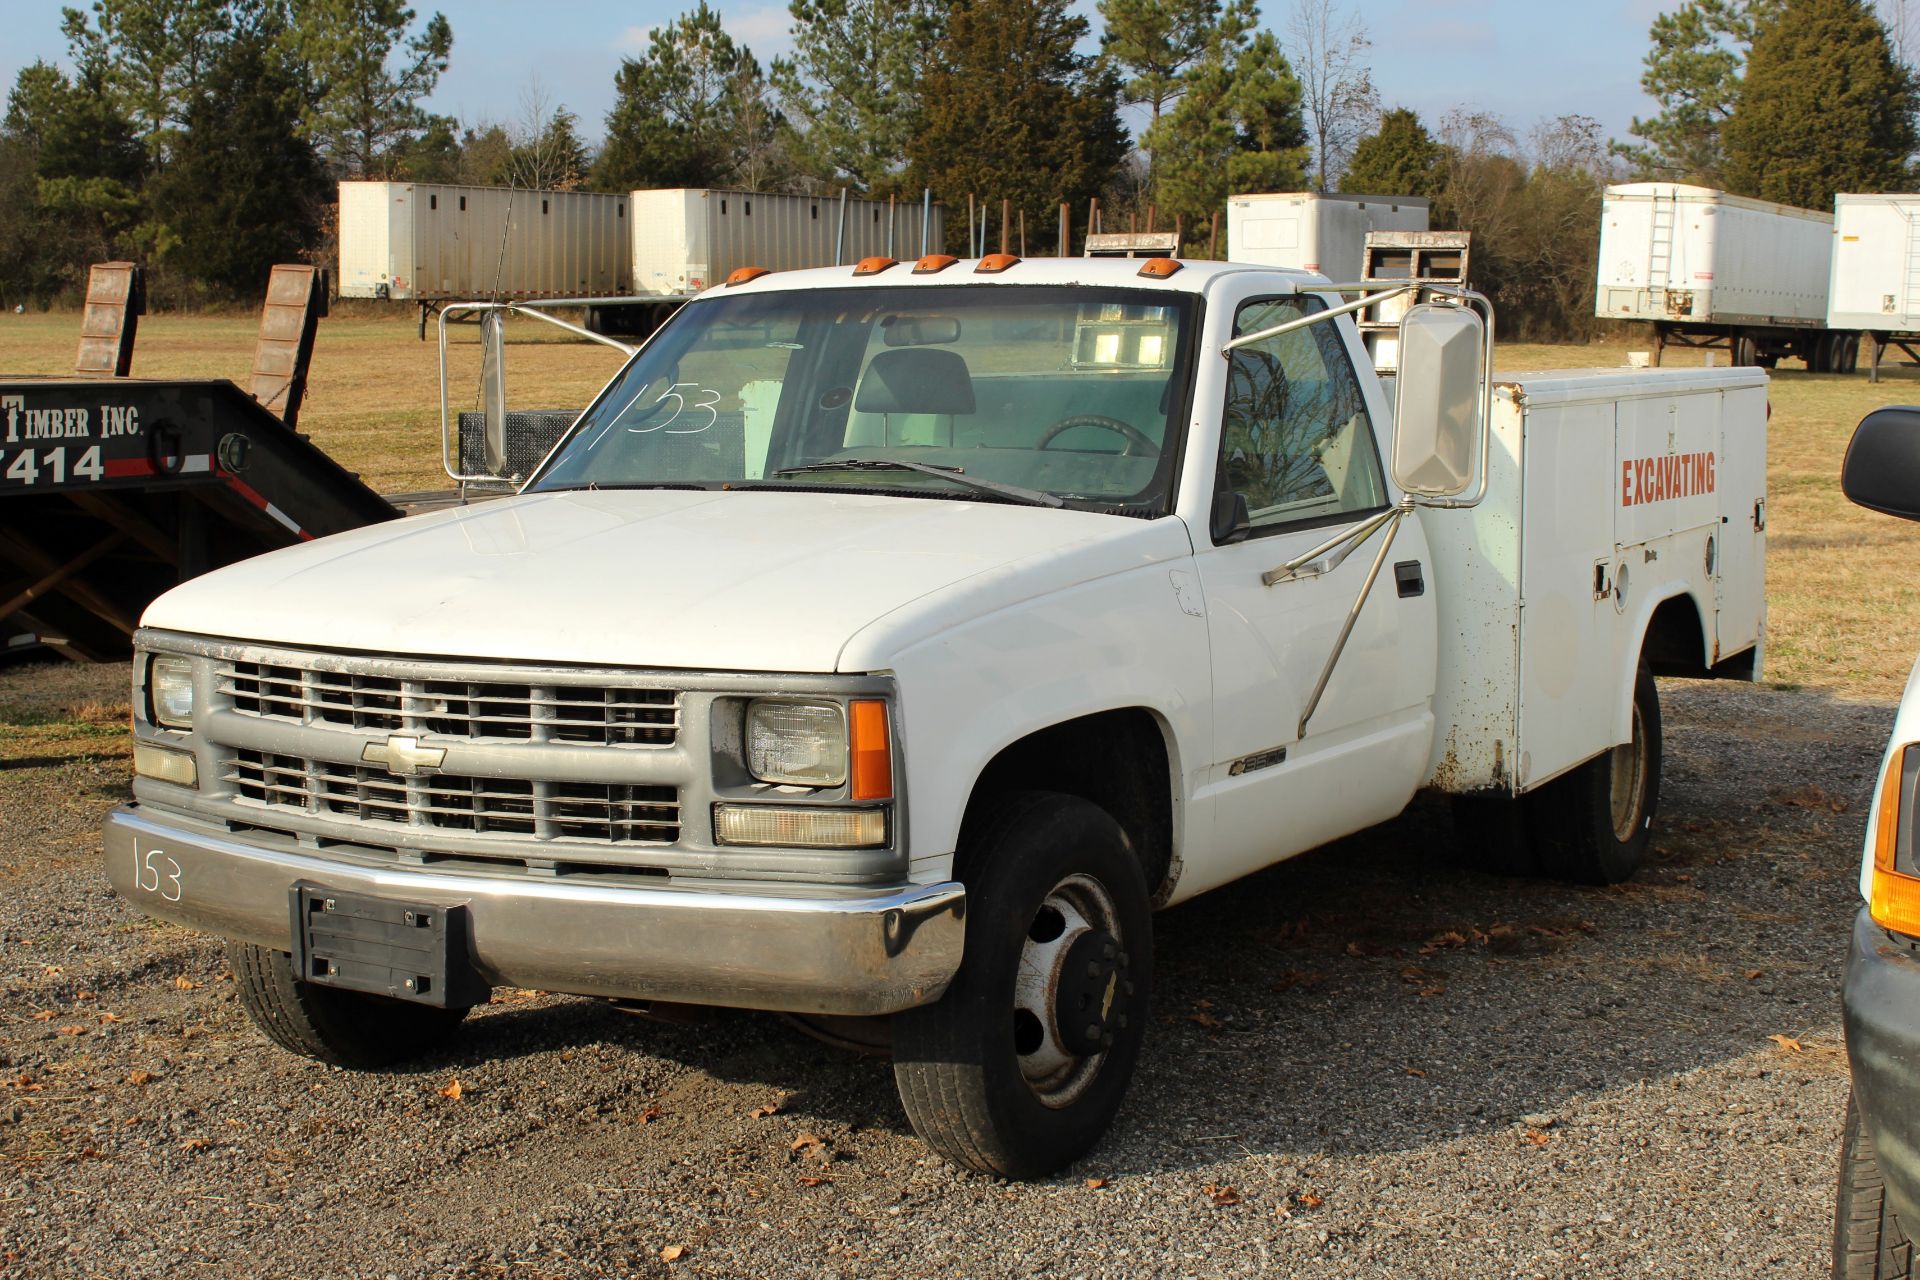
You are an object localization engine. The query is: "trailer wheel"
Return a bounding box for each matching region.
[1733,335,1758,367]
[892,792,1152,1179]
[1842,334,1863,375]
[228,942,471,1070]
[1835,1092,1914,1280]
[1531,664,1662,885]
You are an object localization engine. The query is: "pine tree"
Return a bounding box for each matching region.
[905,0,1127,252]
[1614,0,1774,183]
[279,0,453,178]
[1721,0,1917,206]
[594,3,757,190]
[147,21,324,296]
[771,0,943,192]
[1096,0,1254,186]
[1340,108,1440,197]
[1148,29,1307,230]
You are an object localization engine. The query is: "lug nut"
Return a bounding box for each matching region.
[1085,1023,1101,1042]
[1087,960,1101,978]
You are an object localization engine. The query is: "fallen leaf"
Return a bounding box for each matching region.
[1420,931,1468,955]
[790,1132,826,1154]
[1522,1129,1551,1146]
[126,1070,156,1086]
[1084,1177,1109,1189]
[41,965,62,976]
[1774,783,1848,813]
[1398,966,1429,983]
[1745,970,1765,982]
[659,1244,685,1262]
[173,977,196,991]
[437,1078,464,1100]
[1404,1067,1427,1078]
[1295,1192,1324,1209]
[798,1175,830,1187]
[10,1075,41,1093]
[1345,942,1366,957]
[637,1104,663,1125]
[74,990,95,1002]
[1203,1183,1242,1206]
[1418,986,1447,998]
[182,1137,211,1151]
[750,1101,781,1119]
[1188,1011,1223,1029]
[56,1025,86,1037]
[30,1011,53,1022]
[1768,1034,1804,1053]
[98,1012,118,1024]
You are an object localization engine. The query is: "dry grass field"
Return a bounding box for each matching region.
[5,306,1920,698]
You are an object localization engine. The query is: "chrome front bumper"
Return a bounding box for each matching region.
[103,805,965,1016]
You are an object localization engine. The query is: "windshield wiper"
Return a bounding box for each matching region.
[774,458,1064,509]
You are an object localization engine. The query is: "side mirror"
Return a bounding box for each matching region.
[479,309,509,477]
[1210,490,1251,544]
[1843,406,1920,521]
[1390,303,1485,499]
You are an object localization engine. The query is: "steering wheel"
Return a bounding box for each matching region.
[1034,414,1160,457]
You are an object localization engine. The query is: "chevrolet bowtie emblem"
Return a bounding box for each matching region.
[361,735,447,778]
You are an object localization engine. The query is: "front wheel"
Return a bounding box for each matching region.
[1532,664,1662,884]
[1836,1092,1914,1279]
[229,942,471,1069]
[892,792,1153,1179]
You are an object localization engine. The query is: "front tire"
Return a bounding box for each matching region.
[229,942,471,1069]
[1836,1092,1914,1279]
[892,792,1153,1179]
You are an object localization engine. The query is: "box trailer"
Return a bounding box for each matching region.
[1224,192,1429,283]
[629,189,946,296]
[1595,182,1852,371]
[338,182,632,305]
[1828,192,1920,381]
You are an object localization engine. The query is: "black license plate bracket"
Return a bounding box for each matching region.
[289,884,487,1008]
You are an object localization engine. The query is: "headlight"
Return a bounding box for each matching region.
[746,700,848,786]
[149,655,195,729]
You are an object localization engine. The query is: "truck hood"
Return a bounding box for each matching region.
[142,489,1188,672]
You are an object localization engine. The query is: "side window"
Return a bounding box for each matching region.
[1218,298,1386,537]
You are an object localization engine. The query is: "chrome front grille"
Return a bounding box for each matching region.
[226,749,679,844]
[218,661,678,747]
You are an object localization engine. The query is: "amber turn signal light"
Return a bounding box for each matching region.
[848,699,893,801]
[1871,744,1920,937]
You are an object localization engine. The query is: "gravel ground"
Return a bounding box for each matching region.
[0,660,1885,1279]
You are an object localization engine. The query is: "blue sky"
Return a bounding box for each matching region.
[2,0,1680,150]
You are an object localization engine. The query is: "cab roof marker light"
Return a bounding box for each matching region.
[853,256,898,276]
[1138,258,1183,279]
[913,254,959,274]
[725,266,771,286]
[975,254,1020,274]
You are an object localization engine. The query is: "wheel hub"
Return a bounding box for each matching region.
[1053,929,1130,1056]
[1010,874,1129,1108]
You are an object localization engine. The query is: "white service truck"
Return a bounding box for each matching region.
[105,257,1768,1178]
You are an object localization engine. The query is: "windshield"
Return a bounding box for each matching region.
[529,284,1198,512]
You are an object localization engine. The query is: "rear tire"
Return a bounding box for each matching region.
[1836,1092,1915,1279]
[1531,664,1662,884]
[229,942,471,1069]
[892,792,1152,1179]
[1733,335,1759,367]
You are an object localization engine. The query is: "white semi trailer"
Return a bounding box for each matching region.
[1225,192,1430,283]
[1829,192,1920,382]
[1596,182,1854,371]
[628,189,945,296]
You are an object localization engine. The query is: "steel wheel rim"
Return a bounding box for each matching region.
[1010,872,1125,1110]
[1609,700,1649,843]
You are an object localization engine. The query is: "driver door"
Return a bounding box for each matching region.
[1186,295,1438,895]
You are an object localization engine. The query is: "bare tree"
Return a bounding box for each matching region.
[1878,0,1918,66]
[504,76,587,191]
[1286,0,1379,191]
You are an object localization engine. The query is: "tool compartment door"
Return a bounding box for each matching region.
[1710,382,1768,662]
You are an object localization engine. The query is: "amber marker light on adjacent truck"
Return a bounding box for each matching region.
[1870,743,1920,937]
[848,699,894,801]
